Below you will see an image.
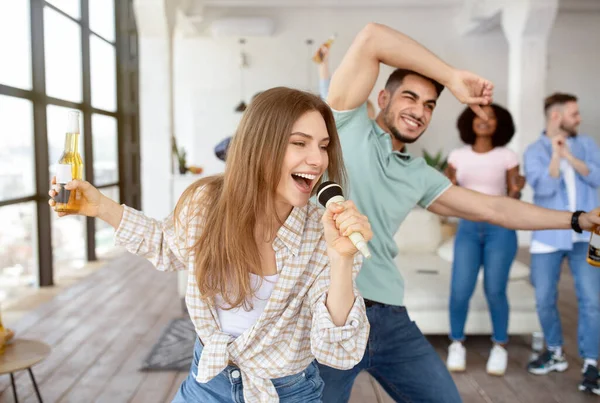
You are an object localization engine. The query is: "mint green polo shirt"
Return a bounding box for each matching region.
[333,103,451,306]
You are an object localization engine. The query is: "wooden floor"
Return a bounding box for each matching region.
[0,252,598,403]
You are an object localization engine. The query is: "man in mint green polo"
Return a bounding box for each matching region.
[317,22,600,403]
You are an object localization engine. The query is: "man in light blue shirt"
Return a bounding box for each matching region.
[318,23,600,402]
[524,92,600,394]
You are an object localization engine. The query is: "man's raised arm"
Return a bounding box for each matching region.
[327,23,493,117]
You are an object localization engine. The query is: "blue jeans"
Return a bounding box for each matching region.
[530,242,600,360]
[449,220,517,344]
[318,305,462,403]
[172,339,324,402]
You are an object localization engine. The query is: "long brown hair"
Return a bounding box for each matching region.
[175,87,346,308]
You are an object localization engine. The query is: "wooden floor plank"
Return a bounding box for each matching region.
[120,299,184,403]
[0,258,148,396]
[92,277,185,403]
[57,291,181,403]
[347,372,387,403]
[130,371,180,403]
[461,339,523,403]
[0,259,163,401]
[431,338,489,403]
[39,271,179,403]
[505,337,591,403]
[163,372,189,403]
[12,254,138,335]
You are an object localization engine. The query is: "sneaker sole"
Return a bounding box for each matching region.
[447,364,466,372]
[487,368,506,376]
[528,362,569,375]
[578,385,600,396]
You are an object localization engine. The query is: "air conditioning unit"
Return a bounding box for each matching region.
[210,17,275,37]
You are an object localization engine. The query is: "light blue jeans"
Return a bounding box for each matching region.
[172,339,324,402]
[530,242,600,359]
[449,219,518,344]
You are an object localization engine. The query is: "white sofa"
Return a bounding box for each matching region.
[395,208,541,336]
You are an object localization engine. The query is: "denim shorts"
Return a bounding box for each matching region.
[172,338,324,402]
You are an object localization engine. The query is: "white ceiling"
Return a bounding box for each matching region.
[191,0,462,8]
[170,0,600,37]
[185,0,600,11]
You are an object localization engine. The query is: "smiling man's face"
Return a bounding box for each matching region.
[379,74,439,148]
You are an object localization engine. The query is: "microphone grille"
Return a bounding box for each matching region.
[316,181,343,207]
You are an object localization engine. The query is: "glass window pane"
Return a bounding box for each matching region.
[95,186,119,259]
[47,105,84,182]
[0,202,38,305]
[89,0,115,42]
[0,0,32,89]
[44,7,82,103]
[45,0,80,19]
[0,96,35,202]
[90,35,117,111]
[51,213,86,281]
[92,114,118,185]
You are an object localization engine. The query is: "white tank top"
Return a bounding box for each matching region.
[215,273,279,338]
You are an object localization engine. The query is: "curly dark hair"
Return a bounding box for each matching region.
[456,104,515,147]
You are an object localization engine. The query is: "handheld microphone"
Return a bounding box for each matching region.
[317,181,371,259]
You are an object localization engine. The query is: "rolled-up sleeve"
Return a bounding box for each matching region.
[319,77,330,101]
[579,136,600,188]
[524,146,561,197]
[309,254,369,369]
[114,188,203,271]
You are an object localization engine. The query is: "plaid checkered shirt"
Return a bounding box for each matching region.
[114,192,369,402]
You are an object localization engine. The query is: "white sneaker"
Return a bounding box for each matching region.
[486,344,508,376]
[447,341,466,372]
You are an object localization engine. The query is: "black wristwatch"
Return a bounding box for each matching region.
[572,210,585,233]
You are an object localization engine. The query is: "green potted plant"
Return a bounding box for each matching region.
[422,149,448,172]
[172,137,187,174]
[422,149,456,235]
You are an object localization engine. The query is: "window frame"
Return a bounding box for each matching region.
[0,0,140,287]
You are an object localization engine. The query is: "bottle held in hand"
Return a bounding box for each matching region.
[587,224,600,268]
[54,111,83,213]
[54,164,73,211]
[312,34,336,63]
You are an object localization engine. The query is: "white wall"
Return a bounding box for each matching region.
[139,37,172,219]
[172,6,600,164]
[547,11,600,139]
[141,6,600,242]
[173,6,510,178]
